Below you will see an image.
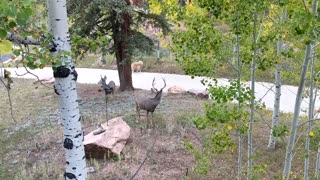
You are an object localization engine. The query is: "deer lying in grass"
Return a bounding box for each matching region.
[131,61,143,72]
[135,78,166,128]
[98,75,116,95]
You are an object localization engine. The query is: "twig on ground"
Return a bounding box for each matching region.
[130,130,158,180]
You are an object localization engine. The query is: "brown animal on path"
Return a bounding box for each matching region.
[131,61,143,72]
[135,78,166,128]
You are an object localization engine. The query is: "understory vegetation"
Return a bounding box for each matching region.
[0,78,317,179]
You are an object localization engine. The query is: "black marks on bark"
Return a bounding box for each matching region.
[72,167,76,170]
[64,172,77,179]
[49,40,57,52]
[64,138,73,149]
[75,133,82,138]
[71,66,78,81]
[66,161,70,164]
[71,115,76,118]
[54,66,70,78]
[55,19,61,21]
[54,85,60,95]
[78,116,81,121]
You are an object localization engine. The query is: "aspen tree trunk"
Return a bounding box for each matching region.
[48,0,87,179]
[304,46,316,180]
[282,44,311,179]
[306,2,318,177]
[315,140,320,178]
[236,33,243,180]
[268,8,286,149]
[247,6,258,179]
[283,1,317,178]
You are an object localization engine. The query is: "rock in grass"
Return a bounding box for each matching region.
[187,89,209,99]
[84,117,130,159]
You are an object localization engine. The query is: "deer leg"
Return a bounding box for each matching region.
[136,105,140,123]
[146,111,149,129]
[152,112,154,128]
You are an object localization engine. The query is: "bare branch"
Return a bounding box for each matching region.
[6,33,42,45]
[15,66,53,89]
[130,131,158,180]
[0,77,16,123]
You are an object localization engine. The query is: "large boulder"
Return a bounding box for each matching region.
[84,117,131,158]
[167,85,186,94]
[187,89,209,99]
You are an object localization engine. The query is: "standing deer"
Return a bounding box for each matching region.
[98,75,116,95]
[135,78,166,128]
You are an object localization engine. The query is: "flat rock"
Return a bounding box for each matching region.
[167,85,186,94]
[84,117,130,158]
[187,89,209,99]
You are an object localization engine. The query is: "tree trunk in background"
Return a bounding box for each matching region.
[48,0,87,179]
[268,66,281,149]
[304,45,316,180]
[247,5,258,179]
[306,2,319,179]
[268,8,286,149]
[315,140,320,178]
[283,1,317,178]
[236,33,243,180]
[114,11,134,91]
[282,44,311,180]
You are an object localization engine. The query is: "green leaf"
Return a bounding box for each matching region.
[0,40,13,54]
[22,0,33,6]
[8,21,17,28]
[0,29,7,39]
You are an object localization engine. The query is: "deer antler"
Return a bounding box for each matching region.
[160,78,166,91]
[152,77,158,92]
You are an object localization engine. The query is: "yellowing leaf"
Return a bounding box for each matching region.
[0,40,13,54]
[309,131,315,137]
[227,125,233,130]
[5,70,11,76]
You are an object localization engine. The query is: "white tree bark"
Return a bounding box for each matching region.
[247,6,258,179]
[304,45,316,180]
[6,33,41,45]
[267,66,281,149]
[48,0,87,179]
[268,8,286,149]
[315,141,320,178]
[283,1,317,178]
[236,33,243,180]
[306,2,318,178]
[282,44,311,180]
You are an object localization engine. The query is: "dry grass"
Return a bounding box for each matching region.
[0,78,318,179]
[74,53,185,75]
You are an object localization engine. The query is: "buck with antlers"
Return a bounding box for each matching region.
[135,78,166,128]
